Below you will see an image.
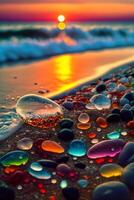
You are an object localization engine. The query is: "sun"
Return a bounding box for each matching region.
[58,15,65,22]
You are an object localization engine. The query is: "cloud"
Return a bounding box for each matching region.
[0,0,134,3]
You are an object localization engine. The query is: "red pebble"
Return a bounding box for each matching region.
[127,120,134,128]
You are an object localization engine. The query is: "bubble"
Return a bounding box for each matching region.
[17,137,33,150]
[78,113,90,124]
[0,150,29,167]
[90,94,111,110]
[0,112,23,141]
[16,94,63,128]
[41,140,64,154]
[100,163,123,178]
[87,139,125,159]
[67,139,86,157]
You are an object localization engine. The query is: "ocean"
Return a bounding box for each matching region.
[0,22,134,64]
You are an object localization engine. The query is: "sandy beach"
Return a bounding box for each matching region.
[0,48,134,200]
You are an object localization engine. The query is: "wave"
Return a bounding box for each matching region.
[0,26,134,63]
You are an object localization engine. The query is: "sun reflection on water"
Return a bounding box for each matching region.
[54,55,72,83]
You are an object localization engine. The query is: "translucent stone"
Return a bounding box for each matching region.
[30,162,43,171]
[60,180,68,188]
[0,150,29,167]
[78,113,90,124]
[0,112,23,141]
[107,131,120,140]
[41,140,64,154]
[16,94,63,128]
[56,164,72,177]
[90,94,111,110]
[87,139,125,159]
[77,122,91,130]
[96,117,108,128]
[28,162,51,180]
[17,137,33,150]
[77,179,89,188]
[67,139,86,157]
[85,103,95,110]
[100,163,123,178]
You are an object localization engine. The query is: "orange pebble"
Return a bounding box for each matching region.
[41,140,64,153]
[96,117,108,128]
[77,122,91,130]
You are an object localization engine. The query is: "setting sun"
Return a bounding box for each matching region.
[58,14,65,22]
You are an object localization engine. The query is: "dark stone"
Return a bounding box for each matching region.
[62,187,80,200]
[58,128,74,142]
[107,114,121,123]
[120,109,133,122]
[92,181,130,200]
[56,156,69,164]
[122,163,134,189]
[74,162,86,169]
[62,101,74,110]
[0,186,15,200]
[130,100,134,106]
[123,92,134,102]
[38,159,57,168]
[111,108,120,114]
[118,142,134,166]
[96,84,106,93]
[59,118,74,129]
[120,98,130,106]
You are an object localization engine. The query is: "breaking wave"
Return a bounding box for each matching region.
[0,26,134,63]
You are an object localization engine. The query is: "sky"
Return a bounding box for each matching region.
[0,0,134,22]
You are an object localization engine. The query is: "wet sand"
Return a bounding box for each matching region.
[0,48,134,108]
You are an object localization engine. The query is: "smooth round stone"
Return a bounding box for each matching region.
[107,114,121,123]
[59,118,74,129]
[56,156,69,164]
[56,163,72,177]
[85,103,95,110]
[74,162,86,169]
[127,120,134,128]
[107,131,120,140]
[67,139,86,157]
[28,164,51,180]
[62,101,74,110]
[60,180,68,189]
[92,181,130,200]
[90,94,111,110]
[16,94,63,128]
[121,163,134,188]
[120,110,133,122]
[123,92,134,102]
[118,142,134,166]
[96,117,108,128]
[120,98,130,106]
[41,140,64,154]
[0,150,29,167]
[96,84,106,93]
[0,186,15,200]
[38,159,57,168]
[62,187,80,200]
[58,128,74,142]
[0,112,23,141]
[107,82,117,92]
[17,137,33,150]
[112,108,120,114]
[100,163,123,178]
[87,139,125,159]
[77,179,89,188]
[77,122,91,130]
[30,162,43,171]
[78,113,90,124]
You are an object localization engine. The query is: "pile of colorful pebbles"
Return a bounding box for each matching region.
[0,66,134,200]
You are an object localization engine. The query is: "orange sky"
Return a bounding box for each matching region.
[0,2,134,21]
